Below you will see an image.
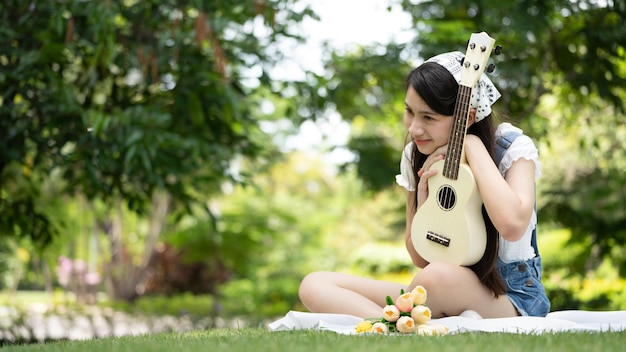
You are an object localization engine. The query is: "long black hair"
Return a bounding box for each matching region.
[405,61,506,297]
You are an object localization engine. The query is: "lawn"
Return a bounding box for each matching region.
[2,328,626,352]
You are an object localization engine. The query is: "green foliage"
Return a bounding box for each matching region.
[349,242,412,275]
[536,88,626,274]
[540,227,626,311]
[347,135,403,192]
[168,154,331,276]
[294,42,411,190]
[0,0,321,303]
[220,273,301,320]
[0,163,57,246]
[544,265,626,312]
[164,151,408,317]
[165,152,354,314]
[543,169,626,269]
[0,0,315,245]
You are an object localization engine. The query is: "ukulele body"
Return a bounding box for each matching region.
[411,159,487,266]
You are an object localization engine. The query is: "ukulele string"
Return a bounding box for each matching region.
[440,85,471,212]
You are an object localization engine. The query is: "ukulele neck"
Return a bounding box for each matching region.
[443,84,472,180]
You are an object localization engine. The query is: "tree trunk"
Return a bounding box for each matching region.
[103,192,170,301]
[134,191,170,295]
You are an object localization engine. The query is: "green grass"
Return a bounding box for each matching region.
[3,328,626,352]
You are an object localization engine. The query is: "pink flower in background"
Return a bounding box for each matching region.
[57,256,73,287]
[73,259,87,274]
[58,256,73,274]
[56,256,101,288]
[84,272,101,286]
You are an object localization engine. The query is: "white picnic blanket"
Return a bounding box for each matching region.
[267,310,626,334]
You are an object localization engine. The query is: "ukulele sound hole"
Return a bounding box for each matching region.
[437,185,456,211]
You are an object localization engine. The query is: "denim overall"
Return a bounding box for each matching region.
[494,131,551,317]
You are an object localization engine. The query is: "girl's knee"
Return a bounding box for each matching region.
[411,262,459,289]
[298,271,330,302]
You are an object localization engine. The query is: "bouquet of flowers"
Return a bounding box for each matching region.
[355,285,448,335]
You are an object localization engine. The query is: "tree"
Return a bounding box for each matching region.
[0,0,316,300]
[538,92,626,274]
[293,43,414,192]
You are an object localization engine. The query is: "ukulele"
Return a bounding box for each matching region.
[411,32,496,266]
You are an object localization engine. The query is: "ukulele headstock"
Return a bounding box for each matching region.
[459,32,496,88]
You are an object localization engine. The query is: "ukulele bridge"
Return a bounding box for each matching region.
[426,231,450,247]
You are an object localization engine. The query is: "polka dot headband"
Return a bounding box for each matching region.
[426,51,501,122]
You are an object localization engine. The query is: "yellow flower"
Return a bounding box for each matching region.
[383,304,400,322]
[355,320,373,333]
[371,322,389,334]
[395,292,414,312]
[396,316,416,333]
[410,305,432,324]
[411,285,428,306]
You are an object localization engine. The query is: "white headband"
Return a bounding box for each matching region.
[426,51,501,121]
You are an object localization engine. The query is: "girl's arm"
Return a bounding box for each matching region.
[464,134,535,242]
[405,190,429,268]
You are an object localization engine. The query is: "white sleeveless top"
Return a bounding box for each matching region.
[395,123,542,263]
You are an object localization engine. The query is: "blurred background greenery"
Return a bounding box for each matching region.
[1,0,625,329]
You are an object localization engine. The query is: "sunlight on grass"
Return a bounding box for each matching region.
[0,291,56,305]
[0,290,109,307]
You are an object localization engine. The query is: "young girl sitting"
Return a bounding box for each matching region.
[298,51,550,319]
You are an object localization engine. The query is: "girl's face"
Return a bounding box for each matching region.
[403,85,454,155]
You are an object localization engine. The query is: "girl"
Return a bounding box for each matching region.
[298,51,550,319]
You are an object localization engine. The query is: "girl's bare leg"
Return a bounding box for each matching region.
[408,261,518,318]
[298,271,407,318]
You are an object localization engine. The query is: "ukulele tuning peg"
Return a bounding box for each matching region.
[494,45,503,55]
[487,63,496,73]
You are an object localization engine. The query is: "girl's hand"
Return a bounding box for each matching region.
[416,145,447,208]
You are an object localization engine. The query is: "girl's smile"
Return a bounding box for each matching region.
[403,86,453,155]
[414,139,430,147]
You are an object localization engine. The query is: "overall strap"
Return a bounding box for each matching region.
[494,131,539,257]
[494,131,521,166]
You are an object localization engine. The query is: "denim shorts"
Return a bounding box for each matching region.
[496,256,551,317]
